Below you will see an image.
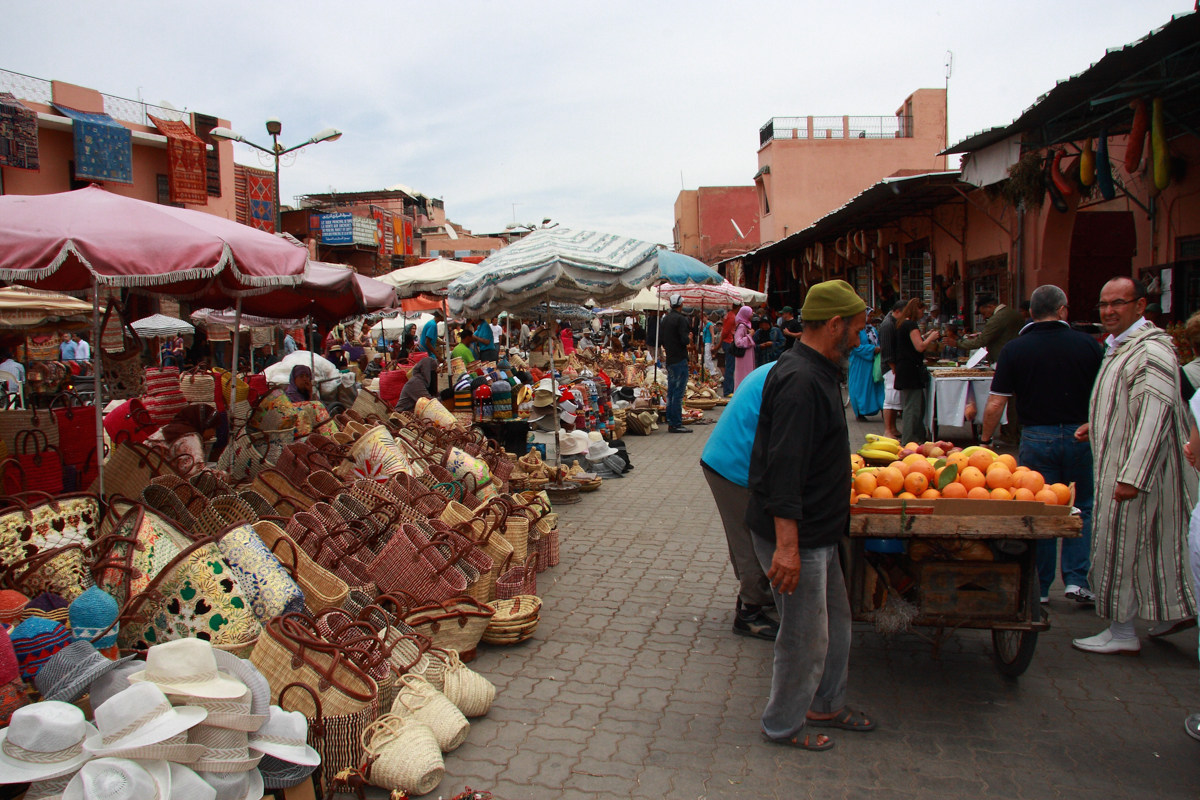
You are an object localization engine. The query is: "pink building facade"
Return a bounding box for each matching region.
[673,186,760,265]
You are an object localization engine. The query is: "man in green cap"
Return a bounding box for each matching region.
[746,279,876,751]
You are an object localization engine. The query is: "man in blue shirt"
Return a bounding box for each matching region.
[421,312,442,357]
[701,360,779,639]
[467,318,499,362]
[58,332,77,362]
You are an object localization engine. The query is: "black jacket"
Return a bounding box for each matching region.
[660,311,691,365]
[746,342,850,549]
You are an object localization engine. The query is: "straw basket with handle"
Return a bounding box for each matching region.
[277,680,373,795]
[389,674,469,753]
[395,595,494,662]
[256,520,349,613]
[360,714,444,797]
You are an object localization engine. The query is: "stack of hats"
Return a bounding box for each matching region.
[584,438,625,479]
[0,637,321,800]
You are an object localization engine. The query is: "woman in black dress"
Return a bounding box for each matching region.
[894,298,940,445]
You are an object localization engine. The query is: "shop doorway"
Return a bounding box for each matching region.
[1068,211,1137,314]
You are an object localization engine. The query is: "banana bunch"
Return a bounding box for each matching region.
[960,445,997,458]
[858,434,900,464]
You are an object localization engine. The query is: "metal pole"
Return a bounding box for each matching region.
[92,281,104,497]
[309,317,316,375]
[548,332,562,472]
[273,135,282,234]
[229,297,242,413]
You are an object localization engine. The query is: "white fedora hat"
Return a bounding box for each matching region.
[128,640,246,700]
[197,769,263,800]
[168,687,262,734]
[63,758,168,800]
[25,773,75,800]
[247,708,320,767]
[167,764,215,800]
[0,701,97,783]
[586,440,618,461]
[85,682,208,757]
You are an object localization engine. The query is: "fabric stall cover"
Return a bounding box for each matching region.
[0,93,39,172]
[52,105,133,185]
[148,115,208,205]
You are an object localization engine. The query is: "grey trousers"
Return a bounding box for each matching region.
[702,462,774,607]
[901,387,926,445]
[751,537,851,741]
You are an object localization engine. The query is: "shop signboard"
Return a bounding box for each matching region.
[320,213,353,245]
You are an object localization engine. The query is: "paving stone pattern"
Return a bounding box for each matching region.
[446,410,1200,799]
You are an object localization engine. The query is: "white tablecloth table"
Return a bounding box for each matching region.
[923,373,1006,436]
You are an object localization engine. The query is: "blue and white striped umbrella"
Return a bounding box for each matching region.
[447,228,721,317]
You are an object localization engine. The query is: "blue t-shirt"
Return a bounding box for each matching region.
[700,362,776,487]
[421,319,438,353]
[60,340,78,361]
[703,321,713,345]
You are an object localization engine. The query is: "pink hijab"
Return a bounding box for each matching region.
[735,305,754,327]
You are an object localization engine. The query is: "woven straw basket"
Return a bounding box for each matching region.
[360,714,444,797]
[390,674,470,752]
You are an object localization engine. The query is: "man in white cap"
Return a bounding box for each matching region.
[660,293,693,434]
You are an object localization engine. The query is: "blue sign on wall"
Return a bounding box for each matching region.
[320,213,354,245]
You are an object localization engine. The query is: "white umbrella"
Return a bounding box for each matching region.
[378,258,474,296]
[130,313,195,337]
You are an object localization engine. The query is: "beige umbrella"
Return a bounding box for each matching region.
[0,286,94,331]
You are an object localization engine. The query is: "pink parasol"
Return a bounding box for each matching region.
[0,186,308,295]
[654,280,743,307]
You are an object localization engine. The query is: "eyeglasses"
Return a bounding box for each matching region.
[1094,299,1136,311]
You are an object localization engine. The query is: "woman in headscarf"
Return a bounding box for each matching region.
[396,355,436,413]
[560,322,575,356]
[285,365,313,402]
[145,404,222,476]
[731,305,757,391]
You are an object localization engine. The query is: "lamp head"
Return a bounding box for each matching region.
[311,127,342,143]
[207,126,243,143]
[265,118,282,136]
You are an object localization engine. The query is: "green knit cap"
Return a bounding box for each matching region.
[801,279,866,321]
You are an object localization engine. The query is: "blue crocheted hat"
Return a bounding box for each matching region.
[9,617,72,681]
[69,587,121,649]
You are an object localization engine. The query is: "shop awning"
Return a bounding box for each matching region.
[944,11,1200,155]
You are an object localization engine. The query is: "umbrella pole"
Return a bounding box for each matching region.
[548,333,562,473]
[309,318,315,375]
[229,297,242,413]
[92,281,104,498]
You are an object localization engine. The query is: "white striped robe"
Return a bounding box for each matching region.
[1088,323,1197,622]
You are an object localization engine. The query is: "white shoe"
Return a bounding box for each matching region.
[1148,618,1197,638]
[1064,585,1096,604]
[1040,594,1049,604]
[1072,629,1141,655]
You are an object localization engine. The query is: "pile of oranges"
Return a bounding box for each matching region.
[852,448,1071,506]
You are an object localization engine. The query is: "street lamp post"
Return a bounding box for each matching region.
[208,120,342,231]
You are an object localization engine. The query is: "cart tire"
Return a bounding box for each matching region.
[991,629,1037,678]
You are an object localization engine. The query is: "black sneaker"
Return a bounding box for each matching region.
[668,426,693,434]
[733,603,778,641]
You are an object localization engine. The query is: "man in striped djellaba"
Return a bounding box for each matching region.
[1072,276,1197,655]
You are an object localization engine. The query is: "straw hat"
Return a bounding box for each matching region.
[68,588,121,651]
[63,758,169,800]
[0,702,97,783]
[85,682,208,757]
[197,769,263,800]
[558,430,590,457]
[35,641,136,703]
[10,618,73,680]
[128,639,246,700]
[247,707,320,766]
[586,440,618,461]
[587,431,604,442]
[532,390,554,408]
[187,725,262,773]
[25,773,75,800]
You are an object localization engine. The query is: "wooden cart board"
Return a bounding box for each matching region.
[850,497,1082,539]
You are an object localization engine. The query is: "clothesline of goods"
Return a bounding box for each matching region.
[0,389,566,798]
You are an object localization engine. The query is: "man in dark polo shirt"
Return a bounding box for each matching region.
[747,279,875,751]
[980,284,1103,604]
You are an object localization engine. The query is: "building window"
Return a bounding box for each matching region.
[193,113,222,197]
[756,181,770,216]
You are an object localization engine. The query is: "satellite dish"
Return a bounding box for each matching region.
[445,225,459,241]
[731,219,746,239]
[159,100,179,110]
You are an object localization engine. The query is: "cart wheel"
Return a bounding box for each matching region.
[991,629,1037,678]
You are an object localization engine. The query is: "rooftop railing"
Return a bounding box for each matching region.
[0,68,189,127]
[760,115,912,146]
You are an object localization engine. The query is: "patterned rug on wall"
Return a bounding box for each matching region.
[246,171,275,233]
[0,92,39,171]
[149,115,208,204]
[53,104,133,185]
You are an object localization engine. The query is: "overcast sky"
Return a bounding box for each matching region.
[2,1,1190,244]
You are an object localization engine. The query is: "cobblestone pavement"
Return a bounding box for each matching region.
[445,409,1200,799]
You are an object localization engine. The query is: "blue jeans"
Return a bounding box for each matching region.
[1019,424,1094,593]
[665,360,688,428]
[721,342,735,396]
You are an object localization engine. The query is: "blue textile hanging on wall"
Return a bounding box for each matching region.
[53,104,133,185]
